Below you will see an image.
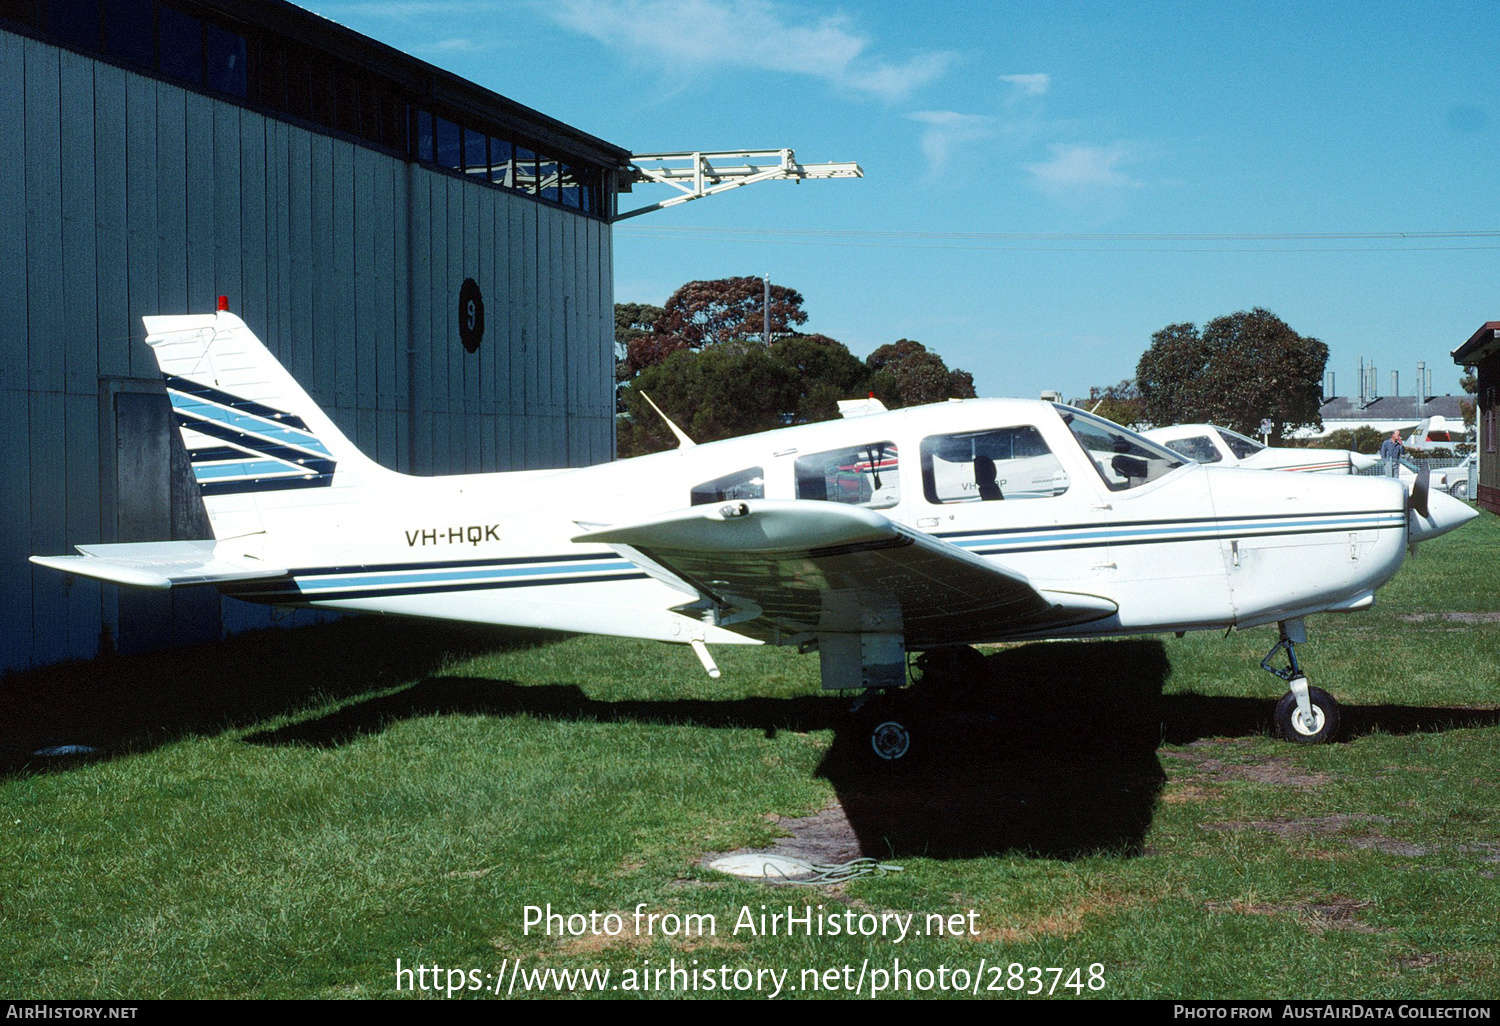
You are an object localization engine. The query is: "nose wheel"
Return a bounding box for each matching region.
[1274,683,1340,743]
[1261,619,1342,744]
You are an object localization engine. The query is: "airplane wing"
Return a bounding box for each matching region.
[574,500,1116,645]
[29,540,287,590]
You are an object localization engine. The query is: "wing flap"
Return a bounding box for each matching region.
[30,540,287,590]
[575,501,1116,644]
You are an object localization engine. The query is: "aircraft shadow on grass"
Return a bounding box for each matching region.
[6,626,1498,860]
[240,636,1500,861]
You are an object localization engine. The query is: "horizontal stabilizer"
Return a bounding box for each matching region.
[30,540,287,590]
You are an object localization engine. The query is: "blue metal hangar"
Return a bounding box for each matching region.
[0,0,632,670]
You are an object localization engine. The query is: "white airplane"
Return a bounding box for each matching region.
[31,311,1477,758]
[1141,423,1380,474]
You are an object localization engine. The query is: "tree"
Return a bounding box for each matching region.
[626,277,808,374]
[1136,308,1328,442]
[614,284,980,457]
[1071,380,1146,428]
[865,339,977,408]
[771,333,871,424]
[614,302,663,410]
[617,343,801,456]
[1306,426,1383,454]
[615,302,663,357]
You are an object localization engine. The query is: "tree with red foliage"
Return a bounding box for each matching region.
[626,277,808,374]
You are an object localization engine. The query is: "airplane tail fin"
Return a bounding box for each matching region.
[144,310,392,538]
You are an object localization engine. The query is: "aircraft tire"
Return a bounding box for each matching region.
[1274,686,1341,744]
[868,718,913,763]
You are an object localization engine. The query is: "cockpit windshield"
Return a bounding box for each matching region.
[1053,405,1187,492]
[1216,427,1265,459]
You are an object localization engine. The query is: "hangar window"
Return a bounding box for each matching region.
[106,0,154,66]
[577,167,597,214]
[334,68,361,133]
[435,116,461,170]
[1056,406,1185,492]
[795,443,900,509]
[488,137,513,187]
[1,0,38,28]
[559,163,579,207]
[538,155,560,202]
[1163,435,1222,463]
[48,0,101,50]
[157,5,202,85]
[383,98,407,151]
[19,1,611,220]
[414,109,434,163]
[461,127,485,176]
[206,22,247,98]
[285,56,312,120]
[920,427,1068,503]
[514,146,537,194]
[309,65,335,127]
[691,468,765,506]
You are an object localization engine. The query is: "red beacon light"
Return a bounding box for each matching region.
[217,295,229,312]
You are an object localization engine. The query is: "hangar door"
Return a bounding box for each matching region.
[110,387,218,653]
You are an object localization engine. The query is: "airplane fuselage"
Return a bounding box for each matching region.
[218,399,1413,648]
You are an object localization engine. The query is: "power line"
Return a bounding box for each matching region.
[614,224,1500,253]
[618,225,1500,241]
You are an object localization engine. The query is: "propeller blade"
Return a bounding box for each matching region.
[1409,466,1430,520]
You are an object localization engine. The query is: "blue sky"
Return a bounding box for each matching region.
[317,0,1497,401]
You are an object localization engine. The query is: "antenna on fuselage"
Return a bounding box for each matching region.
[640,392,697,448]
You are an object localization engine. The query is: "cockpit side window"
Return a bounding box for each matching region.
[920,426,1069,503]
[1216,427,1265,459]
[1164,435,1223,464]
[690,467,764,506]
[795,442,900,509]
[1054,405,1186,492]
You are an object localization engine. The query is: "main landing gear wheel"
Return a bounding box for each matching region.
[868,719,912,762]
[1274,686,1341,744]
[850,690,915,766]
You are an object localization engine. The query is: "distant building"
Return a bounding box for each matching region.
[1452,322,1499,514]
[1296,394,1473,443]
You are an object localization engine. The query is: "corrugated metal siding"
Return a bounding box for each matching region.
[0,32,615,673]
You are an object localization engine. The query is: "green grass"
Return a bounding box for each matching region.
[2,510,1498,999]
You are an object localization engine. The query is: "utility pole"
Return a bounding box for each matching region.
[763,273,771,345]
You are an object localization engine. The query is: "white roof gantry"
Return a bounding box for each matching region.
[614,149,862,220]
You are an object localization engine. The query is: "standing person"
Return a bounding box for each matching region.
[1380,430,1404,477]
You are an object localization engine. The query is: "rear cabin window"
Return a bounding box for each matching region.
[1164,435,1223,463]
[920,427,1069,503]
[795,443,900,509]
[691,467,764,506]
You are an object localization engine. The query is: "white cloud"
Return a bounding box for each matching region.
[999,73,1050,96]
[427,37,484,51]
[1022,142,1143,199]
[546,0,955,100]
[906,110,992,168]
